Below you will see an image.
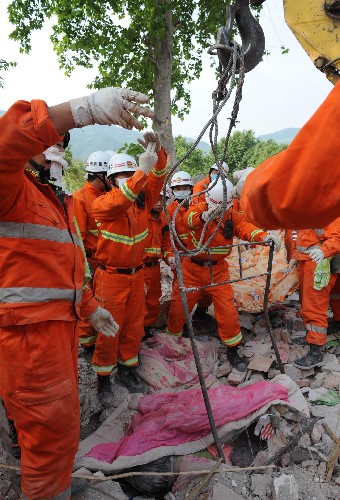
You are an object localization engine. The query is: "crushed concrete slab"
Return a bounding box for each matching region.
[250,474,272,497]
[75,480,129,499]
[209,483,244,500]
[247,355,273,372]
[227,368,247,385]
[284,364,301,381]
[272,473,299,500]
[321,353,340,372]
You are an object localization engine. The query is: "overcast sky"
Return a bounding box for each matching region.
[0,0,333,140]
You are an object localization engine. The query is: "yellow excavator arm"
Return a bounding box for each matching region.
[283,0,340,85]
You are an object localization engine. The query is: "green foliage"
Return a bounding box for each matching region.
[7,0,262,118]
[0,59,16,88]
[118,142,144,159]
[174,136,213,177]
[63,148,86,193]
[250,139,287,167]
[216,130,258,174]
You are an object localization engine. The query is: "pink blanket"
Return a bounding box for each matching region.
[86,381,288,463]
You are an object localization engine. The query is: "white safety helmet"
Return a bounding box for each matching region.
[106,153,138,178]
[209,162,229,176]
[232,167,255,199]
[85,151,111,173]
[206,178,234,210]
[170,171,193,188]
[105,150,117,157]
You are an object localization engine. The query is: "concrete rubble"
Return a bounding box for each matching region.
[1,297,340,499]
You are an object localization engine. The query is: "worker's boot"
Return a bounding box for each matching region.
[192,305,212,322]
[82,344,95,360]
[115,365,148,394]
[97,375,115,407]
[226,346,247,372]
[291,333,308,346]
[327,319,340,335]
[293,344,324,369]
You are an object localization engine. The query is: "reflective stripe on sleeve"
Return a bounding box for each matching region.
[101,228,148,245]
[0,221,81,246]
[152,167,167,177]
[120,182,138,202]
[144,247,161,254]
[296,245,319,253]
[250,229,264,242]
[0,287,82,304]
[188,212,197,229]
[87,228,98,236]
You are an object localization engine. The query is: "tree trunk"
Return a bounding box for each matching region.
[153,0,176,165]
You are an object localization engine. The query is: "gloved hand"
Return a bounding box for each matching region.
[87,307,119,338]
[137,131,161,152]
[201,206,223,223]
[308,248,324,263]
[138,142,158,175]
[166,256,176,270]
[313,258,331,290]
[69,87,154,130]
[264,234,281,252]
[288,258,297,271]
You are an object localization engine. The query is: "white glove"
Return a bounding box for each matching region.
[288,258,297,271]
[69,87,154,130]
[166,256,176,270]
[232,167,255,199]
[87,306,119,338]
[138,131,161,152]
[264,234,281,252]
[308,248,324,263]
[138,142,158,175]
[201,206,223,223]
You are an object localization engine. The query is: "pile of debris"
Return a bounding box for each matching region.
[1,296,339,499]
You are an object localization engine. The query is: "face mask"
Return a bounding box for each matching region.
[210,173,218,181]
[175,190,190,200]
[116,177,128,187]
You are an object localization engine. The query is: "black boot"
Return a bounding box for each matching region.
[82,344,95,360]
[291,334,308,346]
[7,418,21,460]
[227,346,247,372]
[328,319,340,335]
[97,374,115,407]
[192,306,212,322]
[142,326,153,341]
[293,344,324,369]
[115,365,148,394]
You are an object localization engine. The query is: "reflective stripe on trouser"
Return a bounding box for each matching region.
[144,262,162,327]
[330,275,340,321]
[0,320,79,498]
[92,268,145,375]
[299,260,337,345]
[78,256,98,347]
[166,259,242,346]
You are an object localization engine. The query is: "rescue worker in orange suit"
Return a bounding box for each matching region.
[288,221,340,369]
[241,82,340,230]
[0,86,154,500]
[73,150,111,353]
[92,133,168,404]
[144,186,173,334]
[166,178,281,372]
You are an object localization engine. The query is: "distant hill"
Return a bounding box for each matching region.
[257,128,300,144]
[0,109,299,156]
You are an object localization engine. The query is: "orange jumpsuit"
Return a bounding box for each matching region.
[293,221,340,345]
[241,81,340,230]
[192,175,210,204]
[166,203,267,346]
[92,150,167,374]
[143,211,172,327]
[73,181,102,347]
[0,100,98,499]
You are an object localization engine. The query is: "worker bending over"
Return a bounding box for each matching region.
[0,85,152,499]
[73,150,111,353]
[166,178,281,372]
[92,134,167,404]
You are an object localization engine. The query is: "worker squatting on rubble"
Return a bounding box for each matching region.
[0,87,154,500]
[143,186,173,334]
[241,81,340,229]
[288,222,340,369]
[166,178,281,372]
[91,134,168,405]
[73,150,112,352]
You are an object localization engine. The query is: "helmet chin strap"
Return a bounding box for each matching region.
[96,174,111,192]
